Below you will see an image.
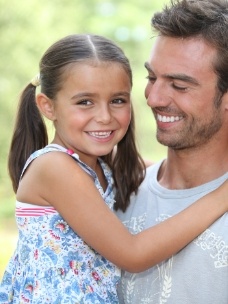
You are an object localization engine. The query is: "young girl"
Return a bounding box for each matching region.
[0,34,227,304]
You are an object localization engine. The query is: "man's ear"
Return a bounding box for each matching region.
[36,93,56,121]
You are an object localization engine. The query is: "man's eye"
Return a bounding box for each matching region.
[146,75,156,83]
[172,83,188,91]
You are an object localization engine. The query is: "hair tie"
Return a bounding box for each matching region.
[31,74,40,87]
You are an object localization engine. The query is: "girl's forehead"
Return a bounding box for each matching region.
[65,60,124,71]
[56,61,132,96]
[62,61,131,84]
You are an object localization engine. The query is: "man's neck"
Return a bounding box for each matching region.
[157,144,228,190]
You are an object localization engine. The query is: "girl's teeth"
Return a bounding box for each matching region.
[88,131,112,138]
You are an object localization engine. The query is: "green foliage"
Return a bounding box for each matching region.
[0,0,168,218]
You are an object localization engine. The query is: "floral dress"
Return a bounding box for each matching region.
[0,144,120,304]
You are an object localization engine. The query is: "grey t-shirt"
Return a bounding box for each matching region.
[116,161,228,304]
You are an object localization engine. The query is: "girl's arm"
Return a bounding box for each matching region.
[18,152,228,273]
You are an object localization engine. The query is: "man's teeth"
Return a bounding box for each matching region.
[88,131,112,138]
[157,114,183,122]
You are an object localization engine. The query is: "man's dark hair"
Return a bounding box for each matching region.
[152,0,228,94]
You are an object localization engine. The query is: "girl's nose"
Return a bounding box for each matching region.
[95,105,112,124]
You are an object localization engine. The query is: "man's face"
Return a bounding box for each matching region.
[144,35,224,150]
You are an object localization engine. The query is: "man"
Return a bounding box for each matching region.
[116,0,228,303]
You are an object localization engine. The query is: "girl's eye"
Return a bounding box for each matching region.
[111,98,126,104]
[77,99,92,105]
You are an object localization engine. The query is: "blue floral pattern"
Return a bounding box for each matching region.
[0,145,120,303]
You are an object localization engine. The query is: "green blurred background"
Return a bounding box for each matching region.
[0,0,168,279]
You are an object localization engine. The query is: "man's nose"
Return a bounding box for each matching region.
[145,81,170,108]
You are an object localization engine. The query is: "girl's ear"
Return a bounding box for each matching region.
[36,93,56,121]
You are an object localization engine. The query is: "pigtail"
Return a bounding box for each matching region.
[112,109,146,212]
[8,83,48,193]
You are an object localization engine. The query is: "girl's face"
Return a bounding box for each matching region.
[51,62,131,166]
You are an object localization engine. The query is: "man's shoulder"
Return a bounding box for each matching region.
[115,161,163,225]
[143,160,163,181]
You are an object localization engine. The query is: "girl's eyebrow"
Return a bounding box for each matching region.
[112,92,131,97]
[71,92,97,100]
[144,62,199,86]
[71,91,131,100]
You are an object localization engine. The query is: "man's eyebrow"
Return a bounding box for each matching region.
[164,73,200,86]
[144,62,152,72]
[144,62,199,86]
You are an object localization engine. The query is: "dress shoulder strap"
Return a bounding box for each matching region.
[20,144,97,181]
